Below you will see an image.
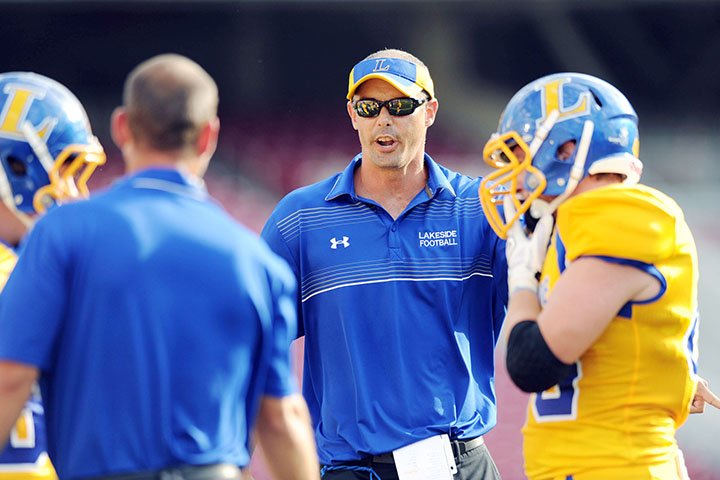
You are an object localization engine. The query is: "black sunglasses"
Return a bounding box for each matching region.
[353,97,427,118]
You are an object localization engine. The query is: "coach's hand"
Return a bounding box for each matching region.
[504,196,554,295]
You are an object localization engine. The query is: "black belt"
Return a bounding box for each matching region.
[450,435,485,458]
[87,464,243,480]
[370,435,485,464]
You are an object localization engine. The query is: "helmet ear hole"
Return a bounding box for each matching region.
[556,140,576,162]
[589,89,603,108]
[6,156,28,176]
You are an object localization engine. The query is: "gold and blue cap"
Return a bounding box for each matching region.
[347,57,435,100]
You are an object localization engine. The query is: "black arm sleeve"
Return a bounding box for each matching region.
[506,320,574,393]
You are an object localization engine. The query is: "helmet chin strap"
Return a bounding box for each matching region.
[21,122,55,173]
[530,119,595,217]
[22,121,81,210]
[0,122,53,215]
[529,110,560,157]
[0,162,16,212]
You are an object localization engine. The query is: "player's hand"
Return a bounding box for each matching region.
[503,196,554,295]
[690,377,720,413]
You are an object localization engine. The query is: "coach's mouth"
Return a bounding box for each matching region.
[375,135,398,152]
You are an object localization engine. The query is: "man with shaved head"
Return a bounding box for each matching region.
[121,53,219,172]
[0,54,319,480]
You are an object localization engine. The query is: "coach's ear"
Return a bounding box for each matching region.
[347,101,359,131]
[425,98,438,128]
[110,107,130,150]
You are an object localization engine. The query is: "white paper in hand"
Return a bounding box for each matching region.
[392,434,457,480]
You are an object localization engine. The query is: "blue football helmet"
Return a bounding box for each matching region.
[479,73,643,239]
[0,72,105,214]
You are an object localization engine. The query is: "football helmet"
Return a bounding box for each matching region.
[0,72,105,215]
[479,73,643,239]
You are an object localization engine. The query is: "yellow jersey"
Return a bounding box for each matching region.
[0,242,57,480]
[0,243,15,290]
[524,184,698,480]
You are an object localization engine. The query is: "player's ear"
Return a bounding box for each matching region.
[111,107,130,149]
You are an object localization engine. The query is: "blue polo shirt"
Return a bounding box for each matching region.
[0,168,297,479]
[261,154,507,464]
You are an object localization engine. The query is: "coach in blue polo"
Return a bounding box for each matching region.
[261,49,507,479]
[0,54,320,480]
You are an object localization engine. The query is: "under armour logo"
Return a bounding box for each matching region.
[373,59,391,72]
[330,236,350,249]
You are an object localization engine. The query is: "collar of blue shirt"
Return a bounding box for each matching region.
[116,167,208,201]
[324,152,456,202]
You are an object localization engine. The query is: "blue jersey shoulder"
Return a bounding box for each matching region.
[434,162,483,199]
[272,173,343,214]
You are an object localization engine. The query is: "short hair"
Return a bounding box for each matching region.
[123,54,218,152]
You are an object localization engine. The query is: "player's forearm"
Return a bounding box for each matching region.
[0,361,37,447]
[256,394,320,480]
[505,289,541,341]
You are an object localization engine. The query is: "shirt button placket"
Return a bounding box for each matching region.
[388,222,401,258]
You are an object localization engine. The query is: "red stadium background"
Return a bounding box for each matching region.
[27,1,720,476]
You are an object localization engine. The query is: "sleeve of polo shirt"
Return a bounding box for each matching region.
[489,225,509,337]
[261,214,305,338]
[491,231,509,305]
[262,253,299,397]
[0,211,70,370]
